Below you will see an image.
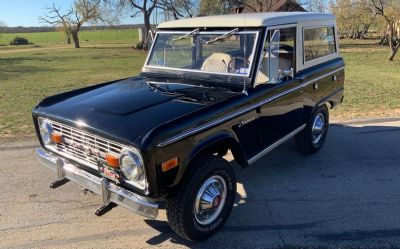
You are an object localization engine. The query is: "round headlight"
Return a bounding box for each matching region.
[39,118,53,145]
[120,149,145,183]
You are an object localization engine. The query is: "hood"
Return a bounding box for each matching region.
[34,77,239,146]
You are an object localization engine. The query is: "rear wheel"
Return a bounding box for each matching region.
[165,155,236,241]
[295,105,329,154]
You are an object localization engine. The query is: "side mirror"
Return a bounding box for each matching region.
[278,68,294,80]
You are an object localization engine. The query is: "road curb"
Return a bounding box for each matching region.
[332,117,400,125]
[0,140,39,151]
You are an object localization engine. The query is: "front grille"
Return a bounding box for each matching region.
[49,120,123,169]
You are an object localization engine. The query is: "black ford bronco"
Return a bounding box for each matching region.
[34,12,344,241]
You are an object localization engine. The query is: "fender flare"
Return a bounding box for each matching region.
[184,130,248,169]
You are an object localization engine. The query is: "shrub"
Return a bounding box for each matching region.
[10,36,30,45]
[379,36,399,47]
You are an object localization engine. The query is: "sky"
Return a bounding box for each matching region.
[0,0,331,27]
[0,0,139,27]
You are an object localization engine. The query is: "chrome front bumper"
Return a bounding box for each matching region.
[35,148,159,219]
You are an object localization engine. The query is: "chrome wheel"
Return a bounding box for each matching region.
[194,175,227,225]
[312,113,326,144]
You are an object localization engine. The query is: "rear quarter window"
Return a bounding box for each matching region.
[303,26,336,62]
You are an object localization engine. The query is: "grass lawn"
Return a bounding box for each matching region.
[0,29,139,47]
[331,39,400,120]
[0,36,399,139]
[0,45,147,139]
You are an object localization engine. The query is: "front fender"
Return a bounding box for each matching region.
[164,130,247,193]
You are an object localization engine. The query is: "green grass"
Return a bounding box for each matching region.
[0,35,399,138]
[0,45,147,138]
[0,29,139,46]
[331,39,400,119]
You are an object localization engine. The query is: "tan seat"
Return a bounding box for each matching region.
[201,53,232,73]
[255,53,292,86]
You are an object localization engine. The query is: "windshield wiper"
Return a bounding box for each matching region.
[172,28,200,41]
[205,28,239,44]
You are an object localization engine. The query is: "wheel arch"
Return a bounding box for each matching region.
[309,101,330,121]
[184,131,248,169]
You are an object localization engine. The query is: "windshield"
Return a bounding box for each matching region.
[145,31,259,78]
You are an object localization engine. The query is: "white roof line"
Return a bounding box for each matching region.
[157,12,335,29]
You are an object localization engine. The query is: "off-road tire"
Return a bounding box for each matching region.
[165,155,236,241]
[295,105,329,154]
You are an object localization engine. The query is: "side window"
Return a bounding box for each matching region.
[255,27,296,85]
[303,26,336,62]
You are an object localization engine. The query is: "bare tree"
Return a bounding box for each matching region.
[306,0,325,12]
[40,0,114,48]
[158,0,200,20]
[199,0,309,15]
[330,0,376,39]
[55,24,72,44]
[231,0,290,13]
[112,0,158,46]
[363,0,400,61]
[199,0,238,15]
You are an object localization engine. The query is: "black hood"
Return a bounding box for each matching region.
[34,77,239,146]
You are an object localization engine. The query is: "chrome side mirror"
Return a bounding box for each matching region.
[278,68,294,80]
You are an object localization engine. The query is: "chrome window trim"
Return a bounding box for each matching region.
[157,66,345,147]
[143,30,260,78]
[253,23,299,86]
[300,24,339,71]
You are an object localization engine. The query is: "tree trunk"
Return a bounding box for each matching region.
[143,12,151,50]
[388,43,400,61]
[388,24,397,61]
[71,31,80,48]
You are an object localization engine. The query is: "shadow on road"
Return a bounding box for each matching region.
[143,123,400,247]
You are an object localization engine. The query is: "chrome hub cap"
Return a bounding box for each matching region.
[312,113,326,144]
[194,175,227,225]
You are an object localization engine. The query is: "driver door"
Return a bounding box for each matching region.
[254,25,306,154]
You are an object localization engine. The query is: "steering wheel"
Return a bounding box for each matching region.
[227,57,250,74]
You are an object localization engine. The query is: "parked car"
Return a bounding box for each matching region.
[33,12,345,241]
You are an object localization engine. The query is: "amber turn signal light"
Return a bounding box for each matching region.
[106,154,120,168]
[161,157,179,172]
[51,133,63,144]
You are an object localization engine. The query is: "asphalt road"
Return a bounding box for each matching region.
[1,119,400,249]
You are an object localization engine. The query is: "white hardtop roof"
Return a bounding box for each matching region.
[157,12,335,29]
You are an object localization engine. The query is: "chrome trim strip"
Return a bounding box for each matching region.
[143,30,260,78]
[248,124,306,165]
[300,25,340,71]
[254,27,269,85]
[157,66,344,147]
[36,148,158,219]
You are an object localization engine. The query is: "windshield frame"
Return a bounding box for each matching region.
[143,30,261,78]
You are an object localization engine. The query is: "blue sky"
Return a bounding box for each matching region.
[0,0,331,27]
[0,0,139,27]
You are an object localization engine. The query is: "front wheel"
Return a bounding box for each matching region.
[165,155,236,241]
[295,105,329,154]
